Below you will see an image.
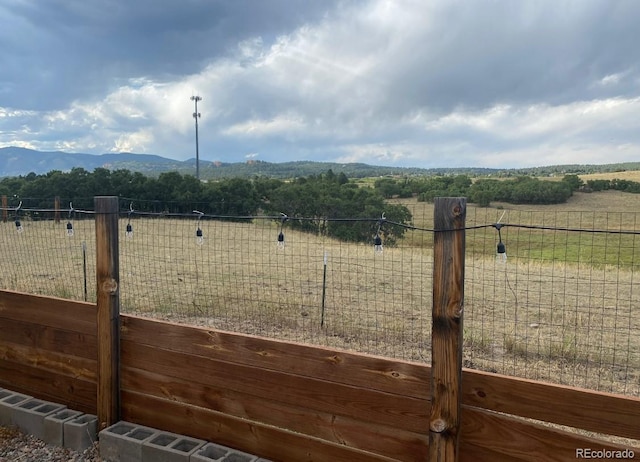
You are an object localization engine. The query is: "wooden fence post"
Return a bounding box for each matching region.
[1,195,7,223]
[430,197,466,462]
[54,196,61,224]
[95,196,120,430]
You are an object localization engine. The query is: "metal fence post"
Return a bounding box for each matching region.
[430,197,466,461]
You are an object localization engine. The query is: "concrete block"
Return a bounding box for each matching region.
[142,431,205,462]
[99,421,158,462]
[190,442,230,461]
[190,442,260,462]
[0,392,31,426]
[221,450,259,462]
[64,413,98,452]
[11,399,65,440]
[43,409,84,447]
[171,436,205,455]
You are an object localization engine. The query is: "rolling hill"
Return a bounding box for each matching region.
[2,146,639,180]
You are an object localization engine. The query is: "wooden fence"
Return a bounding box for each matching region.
[1,196,639,461]
[1,290,638,461]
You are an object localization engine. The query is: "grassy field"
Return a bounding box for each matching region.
[579,170,640,183]
[393,190,640,266]
[0,190,639,397]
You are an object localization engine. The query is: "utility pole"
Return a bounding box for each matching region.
[190,95,202,180]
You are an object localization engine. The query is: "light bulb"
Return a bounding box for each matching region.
[196,227,204,245]
[15,219,23,233]
[496,242,507,262]
[277,231,285,249]
[125,223,133,239]
[374,235,383,255]
[66,221,74,237]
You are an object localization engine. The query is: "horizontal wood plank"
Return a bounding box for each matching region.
[121,339,428,433]
[121,315,429,399]
[462,368,640,440]
[460,443,525,462]
[0,360,96,413]
[0,341,96,382]
[0,317,97,360]
[460,405,640,462]
[122,366,428,461]
[121,390,400,462]
[0,290,95,333]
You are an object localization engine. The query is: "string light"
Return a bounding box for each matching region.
[494,223,507,263]
[374,212,386,255]
[126,203,134,239]
[14,201,23,233]
[66,202,74,237]
[277,213,288,250]
[374,234,383,254]
[194,210,204,245]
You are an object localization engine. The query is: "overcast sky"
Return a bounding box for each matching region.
[1,0,640,168]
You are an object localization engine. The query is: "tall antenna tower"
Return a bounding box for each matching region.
[190,95,202,180]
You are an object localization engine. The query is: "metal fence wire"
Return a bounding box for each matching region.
[0,199,638,397]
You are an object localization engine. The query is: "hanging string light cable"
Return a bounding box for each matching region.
[194,210,205,245]
[373,212,386,254]
[277,213,288,249]
[14,201,23,233]
[66,203,75,237]
[126,202,134,239]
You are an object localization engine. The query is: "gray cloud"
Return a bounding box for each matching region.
[0,0,345,110]
[372,1,640,113]
[1,0,640,168]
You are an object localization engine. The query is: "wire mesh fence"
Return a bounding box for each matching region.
[0,209,97,302]
[1,197,638,397]
[116,212,434,361]
[464,208,640,397]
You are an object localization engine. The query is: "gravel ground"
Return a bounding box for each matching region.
[0,426,101,461]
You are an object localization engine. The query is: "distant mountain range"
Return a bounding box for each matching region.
[1,146,639,179]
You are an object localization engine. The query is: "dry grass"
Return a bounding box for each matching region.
[579,170,640,183]
[1,190,639,397]
[465,257,640,395]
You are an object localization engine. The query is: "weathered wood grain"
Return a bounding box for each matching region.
[121,389,401,462]
[95,196,120,430]
[0,317,97,360]
[462,368,640,441]
[0,341,96,381]
[460,405,640,461]
[0,291,98,413]
[0,360,96,413]
[120,314,429,399]
[430,197,466,461]
[121,365,428,461]
[121,339,428,433]
[0,290,95,333]
[459,443,525,462]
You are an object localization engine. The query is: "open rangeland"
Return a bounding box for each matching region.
[579,169,640,183]
[1,190,638,397]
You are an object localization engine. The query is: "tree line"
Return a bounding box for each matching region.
[0,168,411,245]
[372,173,640,206]
[373,174,579,205]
